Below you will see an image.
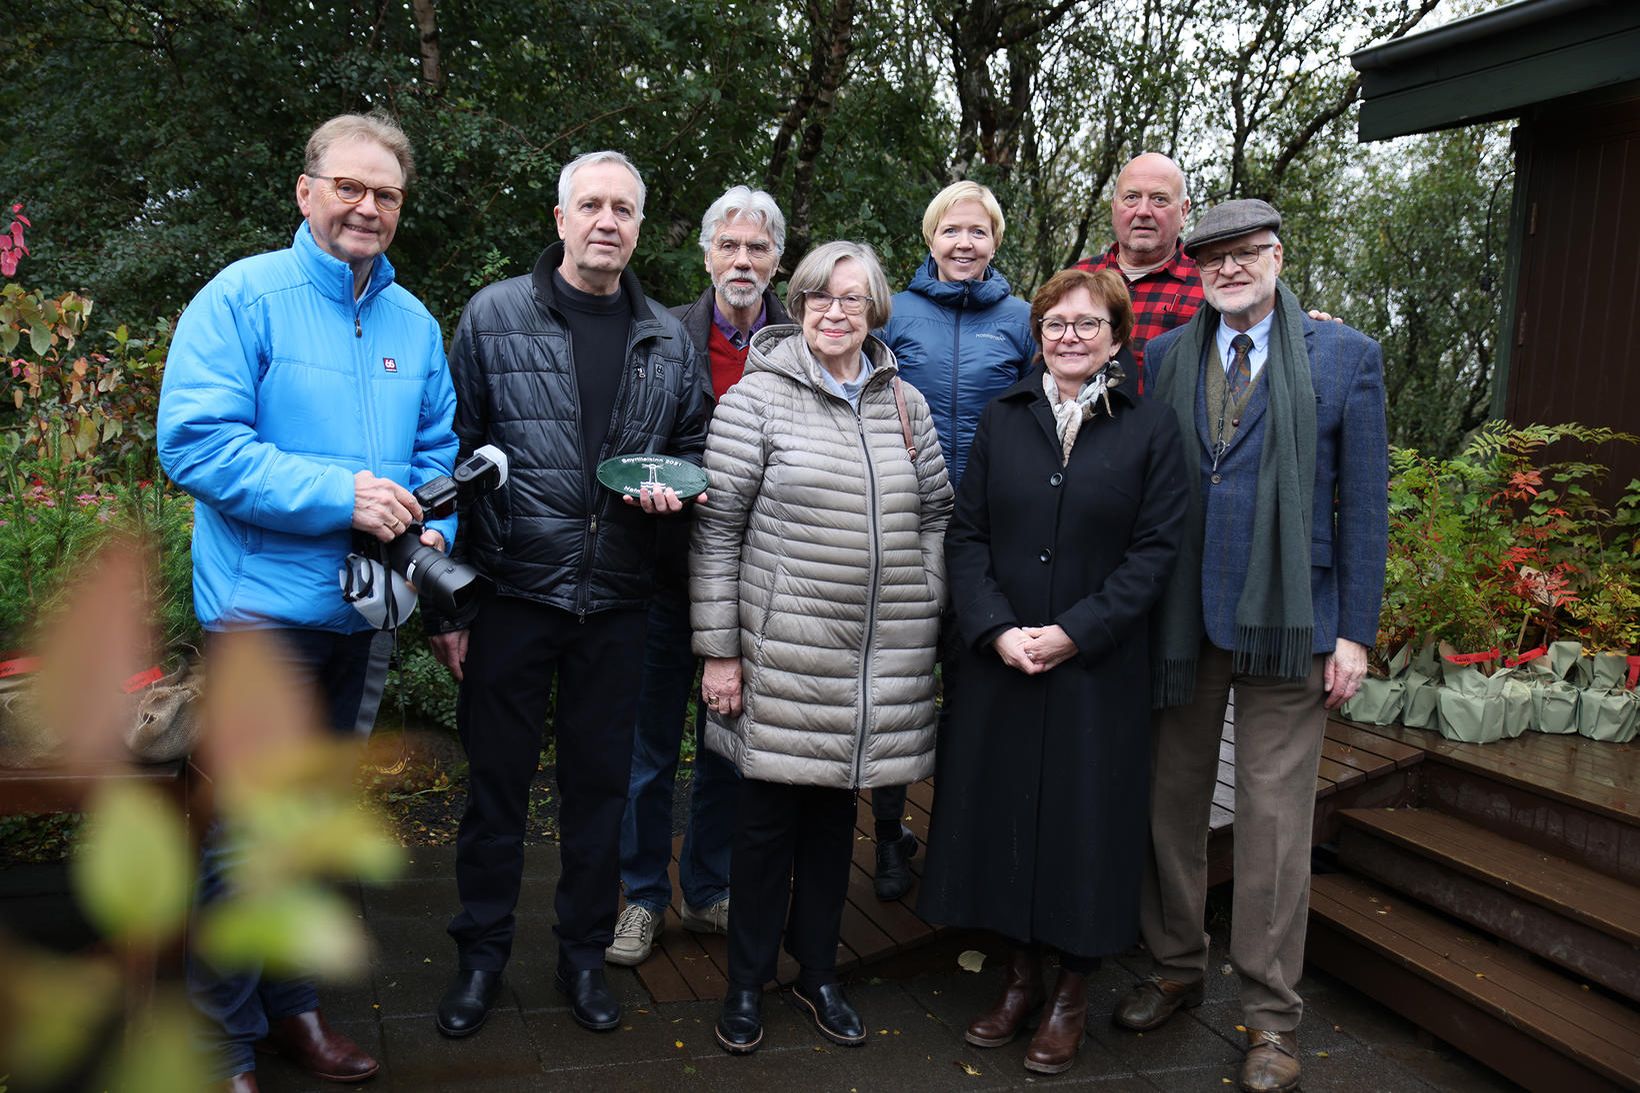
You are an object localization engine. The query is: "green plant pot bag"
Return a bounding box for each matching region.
[1400,642,1440,730]
[1526,641,1581,735]
[1436,652,1510,744]
[1575,651,1639,744]
[1342,643,1411,725]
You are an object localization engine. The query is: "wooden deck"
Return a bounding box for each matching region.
[631,712,1425,1003]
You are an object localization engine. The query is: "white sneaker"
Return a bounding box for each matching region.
[680,896,730,935]
[605,904,662,966]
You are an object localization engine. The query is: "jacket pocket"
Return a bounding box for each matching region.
[755,561,788,653]
[1310,539,1333,568]
[237,517,263,556]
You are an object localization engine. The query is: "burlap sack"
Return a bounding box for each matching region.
[0,678,58,767]
[125,663,203,763]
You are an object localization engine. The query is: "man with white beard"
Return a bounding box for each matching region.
[606,187,789,966]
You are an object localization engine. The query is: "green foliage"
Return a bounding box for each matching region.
[382,615,459,732]
[196,884,370,980]
[71,783,193,946]
[0,452,197,651]
[97,997,208,1093]
[1380,422,1640,659]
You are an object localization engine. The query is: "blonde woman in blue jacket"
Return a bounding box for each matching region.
[869,181,1035,900]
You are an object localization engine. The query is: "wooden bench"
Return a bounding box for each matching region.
[0,758,192,817]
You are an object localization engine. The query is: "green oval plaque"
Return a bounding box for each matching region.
[596,453,709,501]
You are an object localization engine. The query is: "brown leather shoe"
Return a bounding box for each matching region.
[1023,967,1087,1074]
[964,947,1046,1048]
[221,1072,259,1093]
[1240,1028,1301,1092]
[260,1008,379,1082]
[1113,974,1205,1031]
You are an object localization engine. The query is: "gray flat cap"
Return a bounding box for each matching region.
[1183,198,1281,257]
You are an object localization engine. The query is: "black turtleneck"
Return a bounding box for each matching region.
[553,270,632,472]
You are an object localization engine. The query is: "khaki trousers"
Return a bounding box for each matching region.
[1138,642,1327,1031]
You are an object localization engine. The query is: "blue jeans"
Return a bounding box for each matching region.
[188,627,388,1080]
[618,589,737,912]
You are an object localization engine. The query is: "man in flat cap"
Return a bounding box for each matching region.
[1116,199,1387,1093]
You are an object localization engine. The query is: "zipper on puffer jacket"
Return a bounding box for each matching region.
[353,296,381,488]
[852,404,883,789]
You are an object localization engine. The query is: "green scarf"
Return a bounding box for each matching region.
[1150,279,1316,707]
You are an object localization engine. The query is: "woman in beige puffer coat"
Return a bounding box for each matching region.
[691,241,952,1056]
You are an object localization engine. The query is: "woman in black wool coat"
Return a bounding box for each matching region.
[918,266,1187,1076]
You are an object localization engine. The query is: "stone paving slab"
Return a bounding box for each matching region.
[249,846,1518,1093]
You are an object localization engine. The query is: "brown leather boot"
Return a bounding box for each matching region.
[964,947,1046,1048]
[1240,1028,1301,1092]
[260,1008,379,1082]
[1023,967,1088,1074]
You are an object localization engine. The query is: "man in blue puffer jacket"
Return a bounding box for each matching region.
[158,112,456,1092]
[871,181,1036,901]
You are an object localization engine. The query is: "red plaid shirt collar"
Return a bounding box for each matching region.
[1072,242,1205,390]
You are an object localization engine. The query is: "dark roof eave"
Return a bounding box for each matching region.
[1351,0,1604,73]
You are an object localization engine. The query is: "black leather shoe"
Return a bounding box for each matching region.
[715,987,764,1055]
[874,827,919,901]
[792,982,866,1046]
[555,967,622,1031]
[437,969,504,1038]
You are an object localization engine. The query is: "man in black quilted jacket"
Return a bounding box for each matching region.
[427,150,712,1041]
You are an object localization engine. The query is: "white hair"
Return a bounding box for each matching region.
[557,150,646,219]
[697,186,787,255]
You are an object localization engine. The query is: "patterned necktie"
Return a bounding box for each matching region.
[1227,333,1254,398]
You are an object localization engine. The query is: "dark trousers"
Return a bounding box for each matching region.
[619,587,738,912]
[189,627,388,1081]
[727,779,856,989]
[871,614,962,840]
[447,596,645,973]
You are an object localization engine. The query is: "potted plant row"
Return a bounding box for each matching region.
[1342,421,1640,745]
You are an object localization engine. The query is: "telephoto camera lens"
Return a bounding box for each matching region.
[384,530,490,615]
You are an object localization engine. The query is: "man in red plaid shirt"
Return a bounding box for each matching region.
[1071,153,1202,394]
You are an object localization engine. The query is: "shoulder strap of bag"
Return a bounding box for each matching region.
[892,377,917,460]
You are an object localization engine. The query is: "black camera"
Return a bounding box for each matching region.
[343,446,508,627]
[386,445,508,616]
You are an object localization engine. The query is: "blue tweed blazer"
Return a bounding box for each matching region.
[1145,312,1388,655]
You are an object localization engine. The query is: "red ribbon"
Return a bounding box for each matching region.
[122,666,166,694]
[0,656,42,679]
[1442,648,1501,666]
[1505,646,1547,668]
[0,658,163,689]
[1627,656,1640,691]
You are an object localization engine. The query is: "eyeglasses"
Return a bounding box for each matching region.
[313,175,406,212]
[1197,243,1276,273]
[803,292,873,315]
[714,237,775,259]
[1039,315,1111,341]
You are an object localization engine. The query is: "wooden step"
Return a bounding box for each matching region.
[1337,807,1640,1002]
[1356,722,1640,884]
[1308,872,1640,1093]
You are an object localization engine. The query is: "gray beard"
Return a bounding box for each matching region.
[717,279,765,310]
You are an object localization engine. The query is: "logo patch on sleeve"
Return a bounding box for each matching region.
[382,357,398,373]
